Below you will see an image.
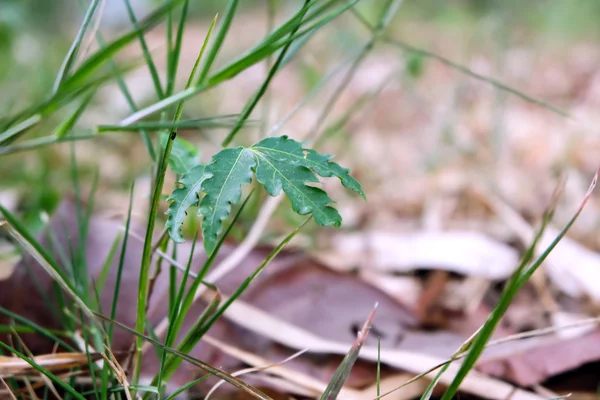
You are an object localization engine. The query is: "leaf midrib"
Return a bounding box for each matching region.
[252,150,334,223]
[252,144,342,176]
[207,149,247,236]
[174,175,207,222]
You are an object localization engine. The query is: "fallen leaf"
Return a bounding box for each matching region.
[478,329,600,387]
[318,231,519,279]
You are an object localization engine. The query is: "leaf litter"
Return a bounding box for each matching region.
[5,6,600,400]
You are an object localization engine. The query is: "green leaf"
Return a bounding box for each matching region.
[304,148,365,198]
[164,136,364,250]
[198,147,256,253]
[250,136,340,227]
[165,165,212,243]
[159,133,200,175]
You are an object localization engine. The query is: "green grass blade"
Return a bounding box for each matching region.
[196,0,239,85]
[94,33,156,161]
[133,130,176,385]
[320,305,375,400]
[155,232,198,395]
[166,0,190,96]
[97,116,241,132]
[0,207,99,325]
[441,172,598,399]
[123,0,164,99]
[419,362,450,400]
[151,291,221,396]
[0,342,86,400]
[208,0,359,86]
[94,233,122,297]
[53,92,94,139]
[117,1,352,125]
[107,184,135,344]
[221,0,310,147]
[61,0,186,93]
[0,307,76,352]
[52,0,101,93]
[0,114,41,145]
[92,312,272,400]
[0,132,97,156]
[168,191,254,342]
[166,375,210,399]
[376,338,381,397]
[197,217,311,343]
[132,14,218,379]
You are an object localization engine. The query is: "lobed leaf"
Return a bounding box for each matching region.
[304,148,365,198]
[199,147,256,253]
[159,133,201,175]
[165,165,212,243]
[251,136,341,227]
[164,136,364,249]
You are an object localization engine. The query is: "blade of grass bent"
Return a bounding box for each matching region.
[441,170,598,400]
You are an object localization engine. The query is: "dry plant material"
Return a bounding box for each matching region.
[0,352,101,378]
[318,230,519,279]
[478,330,600,386]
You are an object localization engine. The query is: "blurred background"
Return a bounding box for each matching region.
[3,0,600,234]
[2,1,600,398]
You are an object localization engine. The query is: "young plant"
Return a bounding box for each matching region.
[165,135,365,253]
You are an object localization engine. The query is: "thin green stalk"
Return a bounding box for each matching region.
[123,0,165,98]
[53,0,102,92]
[167,191,254,349]
[119,1,355,126]
[196,0,239,85]
[93,312,272,400]
[441,173,597,399]
[132,132,176,387]
[166,0,190,96]
[222,0,311,147]
[155,233,197,394]
[349,9,570,118]
[307,0,401,142]
[259,0,279,140]
[99,35,156,161]
[0,307,75,352]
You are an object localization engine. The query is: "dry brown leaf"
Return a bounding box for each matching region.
[0,352,101,378]
[478,330,600,387]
